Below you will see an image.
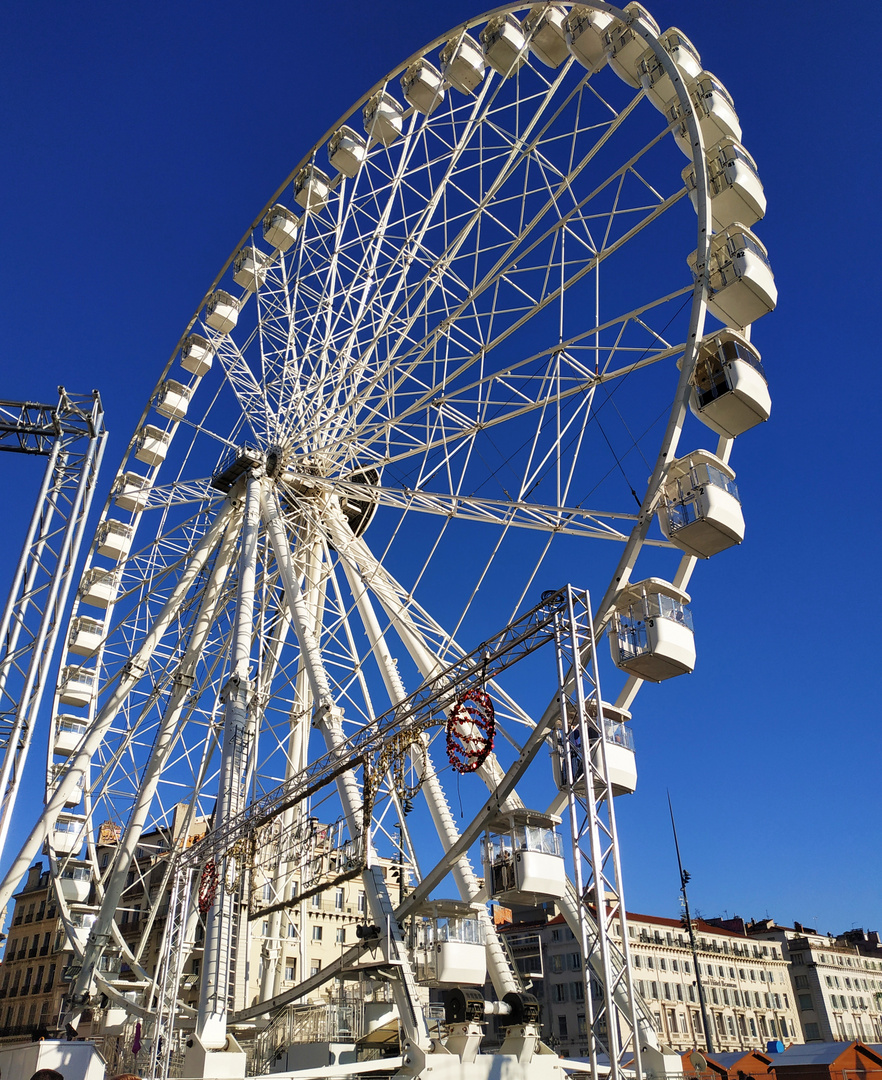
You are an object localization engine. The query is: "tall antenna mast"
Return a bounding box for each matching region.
[668,792,714,1053]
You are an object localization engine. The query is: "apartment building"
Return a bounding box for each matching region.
[626,912,800,1054]
[744,919,882,1044]
[501,908,802,1059]
[0,863,70,1041]
[0,809,407,1048]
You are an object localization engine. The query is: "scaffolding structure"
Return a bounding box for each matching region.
[0,388,106,864]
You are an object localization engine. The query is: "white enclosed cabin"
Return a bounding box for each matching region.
[668,72,742,158]
[638,28,702,111]
[689,329,771,438]
[262,204,300,253]
[605,4,660,87]
[78,567,120,609]
[68,616,105,657]
[59,862,92,904]
[205,289,239,334]
[481,14,528,77]
[114,471,150,513]
[412,901,487,986]
[484,809,566,903]
[363,91,404,146]
[58,665,97,708]
[524,5,569,68]
[181,333,215,376]
[50,814,87,857]
[294,165,331,211]
[553,702,637,797]
[688,223,777,328]
[232,246,269,292]
[439,33,486,93]
[602,707,638,795]
[68,907,98,948]
[566,6,613,72]
[100,1008,128,1037]
[609,578,696,682]
[48,765,85,809]
[658,449,745,558]
[53,715,88,757]
[56,769,85,808]
[155,379,192,420]
[135,424,170,467]
[683,138,766,231]
[328,125,367,178]
[100,992,139,1035]
[401,59,445,116]
[96,520,134,562]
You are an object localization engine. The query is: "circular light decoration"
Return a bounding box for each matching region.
[447,687,496,774]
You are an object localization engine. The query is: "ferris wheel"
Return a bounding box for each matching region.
[0,2,775,1075]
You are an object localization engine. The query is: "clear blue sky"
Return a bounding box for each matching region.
[1,0,880,938]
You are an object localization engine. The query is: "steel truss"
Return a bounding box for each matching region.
[553,586,645,1080]
[0,388,106,863]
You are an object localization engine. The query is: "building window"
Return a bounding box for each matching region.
[567,953,581,972]
[553,984,567,1003]
[799,994,813,1011]
[311,893,321,908]
[335,889,344,910]
[572,981,584,1002]
[727,1016,736,1037]
[312,926,322,941]
[559,1016,568,1037]
[804,1022,820,1041]
[668,1009,678,1033]
[683,962,691,974]
[552,955,563,974]
[659,958,667,971]
[357,891,366,913]
[634,954,642,968]
[311,962,321,977]
[336,928,345,944]
[285,964,295,981]
[676,985,683,1001]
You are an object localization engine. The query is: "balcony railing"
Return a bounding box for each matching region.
[0,1022,53,1039]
